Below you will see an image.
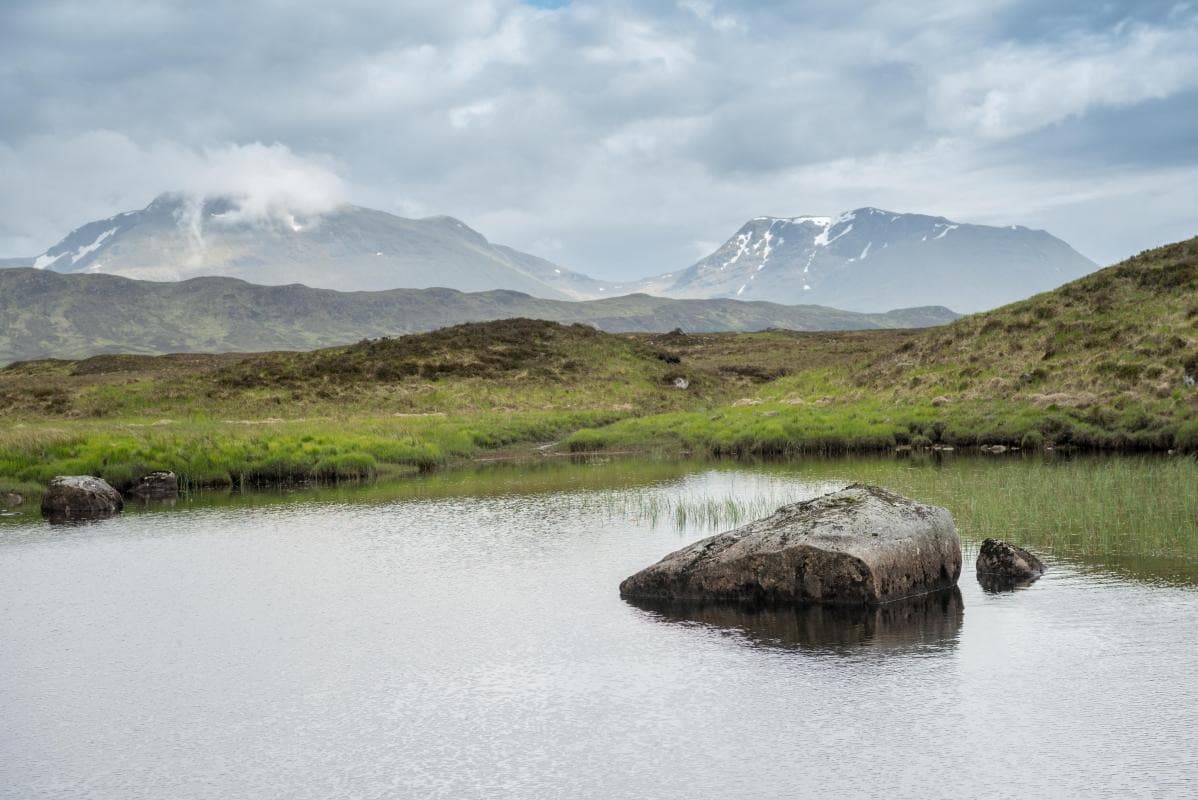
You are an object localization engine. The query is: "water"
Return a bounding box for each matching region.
[2,457,1197,798]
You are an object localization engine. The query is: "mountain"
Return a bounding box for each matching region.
[633,208,1098,312]
[0,268,957,364]
[26,193,606,299]
[14,198,1097,312]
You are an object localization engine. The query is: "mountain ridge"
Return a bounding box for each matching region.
[631,207,1098,312]
[11,197,1099,312]
[24,193,606,300]
[0,267,958,364]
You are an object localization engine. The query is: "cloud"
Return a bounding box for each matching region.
[177,142,347,223]
[677,0,743,33]
[928,13,1198,139]
[1,0,1195,273]
[0,132,346,251]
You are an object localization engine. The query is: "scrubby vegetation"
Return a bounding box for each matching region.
[567,237,1198,455]
[1,237,1195,496]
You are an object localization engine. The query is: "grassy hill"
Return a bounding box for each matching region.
[0,268,956,364]
[1,236,1195,497]
[569,236,1198,453]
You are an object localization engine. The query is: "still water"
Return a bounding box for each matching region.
[2,456,1197,799]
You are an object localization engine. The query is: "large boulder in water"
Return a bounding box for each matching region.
[620,484,961,606]
[41,476,124,521]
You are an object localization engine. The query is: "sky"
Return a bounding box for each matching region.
[1,0,1196,280]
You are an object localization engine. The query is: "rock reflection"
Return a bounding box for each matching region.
[976,571,1042,593]
[628,588,964,655]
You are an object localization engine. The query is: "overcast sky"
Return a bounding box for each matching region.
[2,0,1196,279]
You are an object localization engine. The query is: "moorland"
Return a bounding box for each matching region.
[2,235,1195,500]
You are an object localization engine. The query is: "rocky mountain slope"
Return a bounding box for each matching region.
[10,198,1098,312]
[634,208,1097,312]
[0,268,957,364]
[24,193,605,299]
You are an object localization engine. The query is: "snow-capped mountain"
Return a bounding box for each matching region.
[633,208,1098,312]
[27,193,606,299]
[17,199,1098,312]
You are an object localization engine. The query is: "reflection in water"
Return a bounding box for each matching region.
[123,496,179,511]
[976,570,1043,594]
[626,587,964,655]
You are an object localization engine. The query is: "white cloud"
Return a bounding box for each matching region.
[677,0,743,33]
[178,142,347,223]
[928,16,1198,139]
[0,132,346,252]
[449,100,499,130]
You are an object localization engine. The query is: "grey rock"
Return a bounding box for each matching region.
[127,471,179,499]
[976,537,1046,589]
[41,476,123,521]
[2,491,23,508]
[620,484,961,606]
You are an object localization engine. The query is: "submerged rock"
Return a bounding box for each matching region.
[620,484,961,606]
[127,471,179,500]
[41,476,123,521]
[976,538,1045,590]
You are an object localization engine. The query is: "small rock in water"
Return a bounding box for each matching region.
[620,484,961,606]
[2,492,23,508]
[976,537,1045,591]
[127,471,179,500]
[41,476,124,522]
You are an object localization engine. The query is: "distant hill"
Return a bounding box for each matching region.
[0,268,958,364]
[24,193,604,299]
[632,207,1097,312]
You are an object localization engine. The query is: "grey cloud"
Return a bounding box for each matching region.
[0,0,1195,275]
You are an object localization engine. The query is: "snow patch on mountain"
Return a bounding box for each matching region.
[71,228,118,263]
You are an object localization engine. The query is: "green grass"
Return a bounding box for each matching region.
[0,410,624,494]
[0,237,1196,491]
[597,455,1198,584]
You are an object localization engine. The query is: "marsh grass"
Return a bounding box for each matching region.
[598,455,1198,583]
[0,410,622,494]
